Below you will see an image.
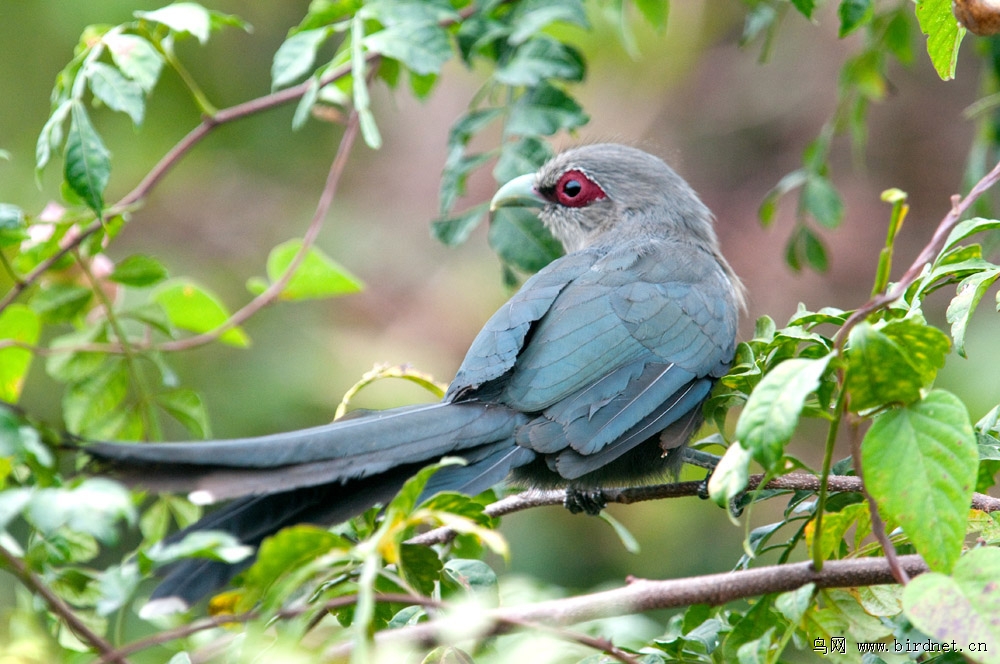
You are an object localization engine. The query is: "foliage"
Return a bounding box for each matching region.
[0,0,999,663]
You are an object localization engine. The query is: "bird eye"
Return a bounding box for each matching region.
[562,179,582,198]
[553,170,606,208]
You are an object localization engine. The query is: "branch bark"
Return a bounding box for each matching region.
[326,554,930,659]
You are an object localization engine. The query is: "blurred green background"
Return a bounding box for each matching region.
[1,0,998,605]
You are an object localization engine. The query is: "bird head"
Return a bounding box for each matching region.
[491,143,721,254]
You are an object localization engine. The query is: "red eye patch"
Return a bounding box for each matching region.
[551,170,606,207]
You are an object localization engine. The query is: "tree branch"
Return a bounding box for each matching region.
[0,543,129,663]
[325,554,930,659]
[408,473,1000,546]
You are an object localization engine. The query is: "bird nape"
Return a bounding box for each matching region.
[85,143,744,614]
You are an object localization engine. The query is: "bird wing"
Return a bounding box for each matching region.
[452,238,738,467]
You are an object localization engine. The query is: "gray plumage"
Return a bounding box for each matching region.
[86,143,743,612]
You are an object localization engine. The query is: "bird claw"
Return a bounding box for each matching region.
[564,488,606,515]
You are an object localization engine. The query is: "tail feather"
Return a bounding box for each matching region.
[86,402,525,500]
[146,464,423,613]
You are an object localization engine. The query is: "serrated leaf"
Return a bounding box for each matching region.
[136,3,212,43]
[103,33,164,93]
[86,62,145,125]
[152,279,250,347]
[262,239,363,301]
[495,37,584,86]
[903,547,1000,663]
[915,0,965,80]
[399,543,442,596]
[271,28,332,89]
[65,102,111,215]
[735,355,832,470]
[940,217,1000,255]
[845,320,950,412]
[862,390,977,572]
[109,254,169,287]
[62,357,129,436]
[0,305,40,403]
[488,207,563,275]
[947,269,1000,357]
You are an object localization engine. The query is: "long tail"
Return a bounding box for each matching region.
[86,401,525,502]
[85,401,533,611]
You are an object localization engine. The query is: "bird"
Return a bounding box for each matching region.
[86,143,745,613]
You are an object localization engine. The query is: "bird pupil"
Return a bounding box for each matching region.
[563,179,581,197]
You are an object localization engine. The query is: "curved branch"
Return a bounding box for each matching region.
[326,554,930,658]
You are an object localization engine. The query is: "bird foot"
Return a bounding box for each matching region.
[563,488,606,515]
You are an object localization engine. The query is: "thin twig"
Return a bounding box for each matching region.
[157,111,362,352]
[0,543,129,663]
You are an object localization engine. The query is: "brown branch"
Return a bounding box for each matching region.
[408,473,1000,546]
[0,543,129,663]
[325,554,930,659]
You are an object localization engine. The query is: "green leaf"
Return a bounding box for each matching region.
[241,525,350,606]
[802,227,829,272]
[802,175,844,229]
[0,305,40,403]
[399,543,442,596]
[27,478,135,544]
[144,530,253,568]
[156,388,210,438]
[65,101,111,215]
[706,442,753,510]
[940,217,1000,256]
[31,283,93,323]
[947,269,1000,357]
[505,83,588,137]
[915,0,965,80]
[387,458,465,516]
[271,28,332,89]
[903,548,1000,662]
[790,0,817,19]
[758,169,806,226]
[136,3,212,43]
[734,355,832,469]
[255,239,363,301]
[109,254,169,287]
[495,37,585,86]
[493,136,552,183]
[152,278,250,347]
[0,203,26,247]
[291,76,321,130]
[86,62,145,125]
[36,100,72,174]
[363,23,453,76]
[103,33,164,93]
[862,390,977,572]
[488,207,564,275]
[634,0,669,31]
[432,205,488,246]
[441,558,499,604]
[838,0,873,37]
[508,0,588,45]
[62,357,130,436]
[845,320,950,412]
